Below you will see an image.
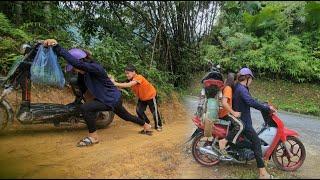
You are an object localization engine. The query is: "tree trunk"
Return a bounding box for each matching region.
[15,1,23,25]
[44,1,51,23]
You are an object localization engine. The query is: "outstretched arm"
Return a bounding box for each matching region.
[54,45,104,75]
[113,81,138,88]
[43,39,104,75]
[241,88,270,112]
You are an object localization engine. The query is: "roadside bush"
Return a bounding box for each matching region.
[203,2,320,83]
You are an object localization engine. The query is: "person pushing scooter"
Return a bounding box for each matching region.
[111,65,163,132]
[43,39,152,147]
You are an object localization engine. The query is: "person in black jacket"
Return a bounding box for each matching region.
[233,67,276,179]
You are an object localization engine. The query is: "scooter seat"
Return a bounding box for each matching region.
[30,103,70,115]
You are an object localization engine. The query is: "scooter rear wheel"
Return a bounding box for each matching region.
[191,132,220,166]
[272,136,306,171]
[96,111,115,129]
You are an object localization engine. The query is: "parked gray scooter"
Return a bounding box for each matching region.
[0,42,114,131]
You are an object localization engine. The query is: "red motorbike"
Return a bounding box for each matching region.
[188,109,306,171]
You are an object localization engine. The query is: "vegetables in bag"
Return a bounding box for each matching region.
[30,45,65,88]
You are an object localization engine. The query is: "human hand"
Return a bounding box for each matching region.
[108,74,116,83]
[269,105,277,113]
[43,39,58,47]
[232,111,241,118]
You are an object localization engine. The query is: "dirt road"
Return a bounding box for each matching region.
[0,86,221,179]
[0,86,318,178]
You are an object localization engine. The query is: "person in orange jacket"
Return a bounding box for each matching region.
[112,65,163,132]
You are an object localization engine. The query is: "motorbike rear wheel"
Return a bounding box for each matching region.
[96,111,115,129]
[191,132,220,166]
[272,136,306,171]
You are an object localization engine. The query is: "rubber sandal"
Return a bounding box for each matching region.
[212,146,232,159]
[139,129,153,136]
[156,126,163,132]
[219,149,229,156]
[77,137,99,147]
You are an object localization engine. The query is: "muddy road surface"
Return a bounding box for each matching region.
[0,87,219,179]
[0,85,319,179]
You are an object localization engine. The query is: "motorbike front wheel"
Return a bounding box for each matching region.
[96,111,115,129]
[191,132,220,166]
[0,99,13,130]
[272,136,306,171]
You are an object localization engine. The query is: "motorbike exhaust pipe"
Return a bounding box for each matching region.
[199,146,220,158]
[199,146,239,162]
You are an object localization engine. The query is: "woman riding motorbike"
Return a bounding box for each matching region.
[233,67,276,179]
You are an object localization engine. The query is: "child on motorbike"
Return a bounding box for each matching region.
[111,64,163,132]
[43,39,152,147]
[233,67,276,179]
[216,73,243,157]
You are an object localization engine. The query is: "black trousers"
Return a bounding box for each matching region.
[136,96,162,129]
[222,115,244,144]
[80,98,145,133]
[242,126,265,168]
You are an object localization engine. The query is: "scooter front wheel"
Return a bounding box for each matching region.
[0,99,12,130]
[272,136,306,171]
[191,132,220,166]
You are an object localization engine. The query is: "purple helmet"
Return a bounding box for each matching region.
[69,48,87,60]
[239,67,254,78]
[66,48,87,72]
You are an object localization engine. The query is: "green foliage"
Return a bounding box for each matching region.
[305,2,320,29]
[204,1,320,83]
[243,1,261,15]
[91,36,174,99]
[250,78,320,116]
[244,4,285,37]
[225,32,255,51]
[0,13,30,41]
[0,13,31,74]
[0,2,76,75]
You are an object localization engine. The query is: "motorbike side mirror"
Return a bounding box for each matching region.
[20,43,32,55]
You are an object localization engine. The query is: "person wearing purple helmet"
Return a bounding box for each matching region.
[43,39,152,147]
[64,48,87,72]
[233,67,276,179]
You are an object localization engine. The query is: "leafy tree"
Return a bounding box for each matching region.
[203,1,320,83]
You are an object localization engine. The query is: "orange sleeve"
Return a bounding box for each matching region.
[133,75,143,84]
[223,86,232,100]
